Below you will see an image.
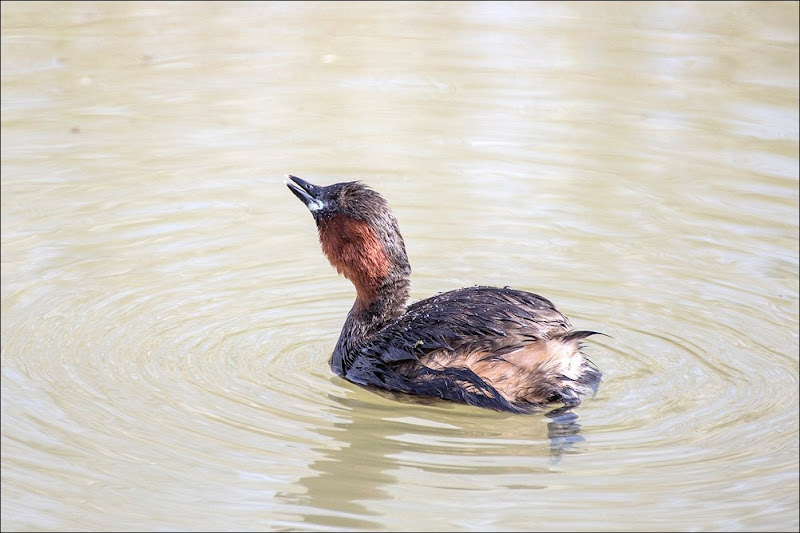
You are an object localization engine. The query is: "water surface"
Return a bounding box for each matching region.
[2,2,798,531]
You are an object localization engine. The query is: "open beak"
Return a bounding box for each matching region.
[284,174,325,212]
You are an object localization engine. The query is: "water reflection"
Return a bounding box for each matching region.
[283,399,390,530]
[2,1,797,530]
[284,389,595,528]
[544,406,586,462]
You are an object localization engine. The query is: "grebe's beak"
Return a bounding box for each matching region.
[285,174,325,212]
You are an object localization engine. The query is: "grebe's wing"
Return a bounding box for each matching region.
[347,286,600,412]
[364,285,577,364]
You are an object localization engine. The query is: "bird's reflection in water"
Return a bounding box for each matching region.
[276,397,390,530]
[279,391,594,528]
[544,405,585,464]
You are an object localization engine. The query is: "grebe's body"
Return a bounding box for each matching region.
[286,175,601,413]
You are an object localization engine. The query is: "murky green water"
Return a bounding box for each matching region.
[2,2,798,531]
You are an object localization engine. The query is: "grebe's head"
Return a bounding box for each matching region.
[285,175,410,307]
[285,175,385,224]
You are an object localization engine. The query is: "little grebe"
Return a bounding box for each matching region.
[285,175,602,413]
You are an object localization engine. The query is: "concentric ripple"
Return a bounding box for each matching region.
[2,2,798,531]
